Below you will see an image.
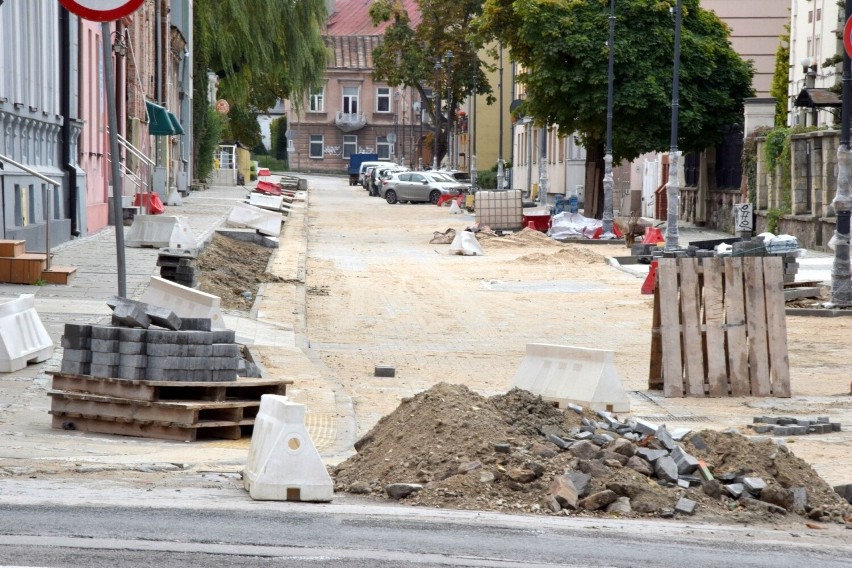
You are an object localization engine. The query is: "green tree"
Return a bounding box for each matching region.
[479,0,753,212]
[272,117,289,161]
[770,26,790,127]
[192,0,327,173]
[370,0,493,164]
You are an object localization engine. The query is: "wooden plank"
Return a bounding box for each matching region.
[702,258,728,397]
[762,257,792,397]
[51,374,157,401]
[648,284,663,390]
[679,258,705,396]
[51,413,251,441]
[657,258,684,397]
[723,258,750,396]
[743,257,771,396]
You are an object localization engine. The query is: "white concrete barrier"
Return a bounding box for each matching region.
[449,231,484,256]
[248,193,284,212]
[126,215,198,249]
[227,202,282,237]
[0,294,54,372]
[511,343,630,413]
[244,395,333,502]
[138,276,226,329]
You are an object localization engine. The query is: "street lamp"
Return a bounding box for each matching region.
[601,0,616,237]
[393,90,400,164]
[664,0,683,251]
[433,61,442,170]
[471,57,478,192]
[445,50,454,170]
[801,57,818,126]
[497,43,505,189]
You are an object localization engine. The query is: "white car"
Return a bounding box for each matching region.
[381,171,467,204]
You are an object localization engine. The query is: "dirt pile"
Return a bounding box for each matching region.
[332,383,851,525]
[197,233,280,310]
[476,227,563,250]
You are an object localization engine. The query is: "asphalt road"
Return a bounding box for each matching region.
[0,503,849,567]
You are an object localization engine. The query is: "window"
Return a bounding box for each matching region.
[342,87,359,114]
[808,10,812,24]
[309,135,324,158]
[377,135,390,159]
[309,87,324,112]
[343,135,357,158]
[377,87,391,112]
[410,173,426,183]
[816,8,821,21]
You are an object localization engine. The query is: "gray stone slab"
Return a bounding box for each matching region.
[90,339,119,353]
[118,341,146,355]
[627,417,658,436]
[60,336,91,350]
[670,446,699,474]
[725,483,745,499]
[118,354,147,368]
[60,360,90,375]
[90,326,119,340]
[374,365,395,377]
[655,456,679,483]
[89,364,118,379]
[111,302,152,329]
[655,424,677,451]
[118,328,147,343]
[116,366,148,380]
[743,477,766,494]
[674,497,696,515]
[91,352,121,366]
[107,296,182,331]
[61,349,92,363]
[211,330,236,343]
[635,448,668,464]
[179,318,213,332]
[212,344,240,357]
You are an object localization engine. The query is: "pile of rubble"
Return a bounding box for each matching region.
[333,383,851,525]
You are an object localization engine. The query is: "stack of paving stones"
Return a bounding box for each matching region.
[59,297,241,382]
[156,247,199,288]
[632,237,801,283]
[749,415,842,436]
[540,407,815,518]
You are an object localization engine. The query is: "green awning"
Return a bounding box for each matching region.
[146,101,184,136]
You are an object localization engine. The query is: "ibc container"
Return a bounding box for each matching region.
[475,190,523,231]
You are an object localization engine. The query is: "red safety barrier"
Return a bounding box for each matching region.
[257,168,271,176]
[132,192,164,215]
[591,224,624,239]
[255,180,283,195]
[641,260,658,295]
[642,227,665,245]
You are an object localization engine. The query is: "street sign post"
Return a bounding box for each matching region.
[58,0,146,297]
[59,0,145,21]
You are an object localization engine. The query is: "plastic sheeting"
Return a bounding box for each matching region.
[549,212,602,240]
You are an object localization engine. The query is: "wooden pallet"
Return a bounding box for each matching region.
[648,256,790,398]
[48,372,292,441]
[49,372,290,402]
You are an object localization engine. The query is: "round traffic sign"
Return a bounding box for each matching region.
[215,99,230,114]
[58,0,145,22]
[845,16,852,59]
[387,132,398,144]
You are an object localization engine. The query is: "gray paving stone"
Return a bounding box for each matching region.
[655,456,679,483]
[118,341,146,355]
[211,330,236,343]
[118,328,147,342]
[117,366,148,380]
[179,318,212,331]
[90,326,119,340]
[674,497,696,515]
[212,344,240,357]
[90,339,119,353]
[61,349,92,363]
[118,354,147,368]
[60,360,90,375]
[111,302,152,329]
[89,364,118,378]
[91,352,121,366]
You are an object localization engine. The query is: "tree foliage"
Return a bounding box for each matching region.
[370,0,493,162]
[770,26,790,127]
[192,0,327,170]
[477,0,754,163]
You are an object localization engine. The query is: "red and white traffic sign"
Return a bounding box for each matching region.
[845,16,852,59]
[58,0,145,22]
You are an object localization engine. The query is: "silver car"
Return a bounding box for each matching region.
[381,171,467,204]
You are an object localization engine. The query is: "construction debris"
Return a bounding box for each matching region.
[332,383,852,525]
[749,415,842,436]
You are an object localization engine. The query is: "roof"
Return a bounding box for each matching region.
[326,0,421,36]
[326,36,382,69]
[795,88,841,108]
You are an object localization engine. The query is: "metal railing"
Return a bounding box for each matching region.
[0,152,62,270]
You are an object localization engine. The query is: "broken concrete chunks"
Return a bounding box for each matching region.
[530,443,557,459]
[654,456,679,483]
[608,438,636,457]
[670,446,699,475]
[546,496,562,513]
[596,450,629,466]
[579,489,618,511]
[546,433,572,450]
[674,497,696,515]
[635,448,668,464]
[688,433,708,452]
[567,472,592,497]
[493,443,511,454]
[760,485,794,510]
[626,456,654,477]
[743,477,766,495]
[655,424,677,451]
[568,440,600,460]
[833,483,852,505]
[107,296,181,330]
[626,417,658,436]
[565,403,584,414]
[606,496,632,515]
[456,460,482,475]
[384,483,423,499]
[669,428,692,441]
[702,479,723,499]
[549,475,579,510]
[506,467,538,483]
[577,459,611,479]
[725,483,745,499]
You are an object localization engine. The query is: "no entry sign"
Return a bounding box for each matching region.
[58,0,145,22]
[845,16,852,59]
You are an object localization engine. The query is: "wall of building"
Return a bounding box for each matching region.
[787,0,839,127]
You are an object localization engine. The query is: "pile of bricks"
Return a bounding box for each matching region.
[59,297,240,382]
[157,247,199,288]
[540,409,812,517]
[749,415,842,436]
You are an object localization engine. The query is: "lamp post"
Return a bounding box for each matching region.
[471,58,478,192]
[601,0,616,237]
[800,57,818,126]
[830,6,852,306]
[664,0,683,251]
[445,50,454,170]
[433,62,442,170]
[393,90,400,164]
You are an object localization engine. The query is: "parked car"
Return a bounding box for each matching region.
[381,171,467,204]
[362,166,378,190]
[370,165,408,196]
[358,160,386,186]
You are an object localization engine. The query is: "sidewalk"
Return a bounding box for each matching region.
[0,183,341,473]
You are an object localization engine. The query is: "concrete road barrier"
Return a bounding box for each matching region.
[244,395,333,502]
[511,343,630,413]
[227,202,282,237]
[126,215,198,249]
[0,294,54,372]
[138,276,226,329]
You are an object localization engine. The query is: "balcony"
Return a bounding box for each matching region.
[335,111,366,132]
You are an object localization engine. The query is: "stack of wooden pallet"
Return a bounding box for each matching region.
[49,372,291,442]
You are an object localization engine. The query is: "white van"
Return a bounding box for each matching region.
[358,161,387,185]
